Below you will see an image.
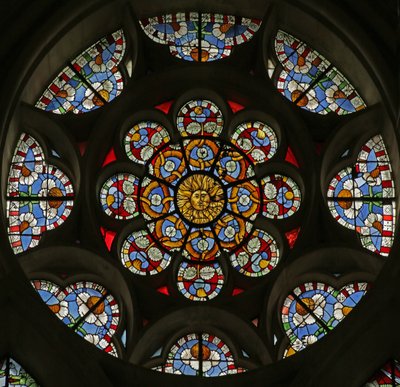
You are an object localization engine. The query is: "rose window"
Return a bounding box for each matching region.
[99,94,303,301]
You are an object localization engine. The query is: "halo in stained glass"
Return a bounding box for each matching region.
[99,173,139,220]
[327,135,396,257]
[177,262,224,301]
[140,13,261,62]
[154,333,246,376]
[176,99,224,137]
[120,230,172,275]
[36,30,126,114]
[365,360,400,386]
[261,174,301,219]
[230,229,279,277]
[230,121,279,164]
[281,281,369,357]
[6,133,74,254]
[32,279,120,356]
[124,121,170,165]
[0,358,38,386]
[274,30,366,115]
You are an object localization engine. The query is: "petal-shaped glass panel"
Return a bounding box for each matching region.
[140,13,261,62]
[140,177,175,221]
[32,280,120,357]
[274,30,366,115]
[282,281,369,357]
[327,135,396,256]
[6,134,75,254]
[36,30,126,114]
[182,227,220,261]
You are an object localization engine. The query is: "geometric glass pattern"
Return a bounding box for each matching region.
[282,281,370,357]
[153,333,246,376]
[35,30,126,114]
[274,30,366,115]
[365,359,400,386]
[6,133,74,254]
[140,13,261,62]
[32,280,120,357]
[0,358,38,386]
[99,97,302,301]
[327,135,396,256]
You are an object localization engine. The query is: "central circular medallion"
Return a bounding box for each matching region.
[176,174,225,225]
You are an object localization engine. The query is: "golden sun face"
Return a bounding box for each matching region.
[177,174,224,224]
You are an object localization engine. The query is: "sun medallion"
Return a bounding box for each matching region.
[176,174,225,225]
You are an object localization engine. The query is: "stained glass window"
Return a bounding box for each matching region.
[153,333,246,376]
[6,133,74,254]
[32,280,120,357]
[35,30,126,114]
[365,359,400,386]
[99,96,302,300]
[273,30,366,115]
[282,281,370,357]
[327,135,396,256]
[0,358,38,386]
[140,13,261,62]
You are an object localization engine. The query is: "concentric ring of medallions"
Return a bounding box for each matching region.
[140,137,262,256]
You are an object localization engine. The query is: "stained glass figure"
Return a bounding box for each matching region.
[36,30,126,114]
[177,262,224,301]
[230,121,279,164]
[274,30,366,115]
[124,121,170,164]
[32,280,120,357]
[365,359,400,386]
[140,13,261,62]
[6,133,74,254]
[99,97,300,300]
[327,135,396,256]
[99,173,139,220]
[176,99,224,137]
[262,174,301,219]
[230,229,279,277]
[154,333,246,376]
[0,358,38,386]
[281,281,369,357]
[120,230,172,275]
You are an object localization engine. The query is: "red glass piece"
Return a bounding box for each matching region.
[227,100,245,113]
[285,227,300,248]
[100,226,116,251]
[157,286,170,296]
[285,146,300,168]
[102,147,117,167]
[155,100,173,114]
